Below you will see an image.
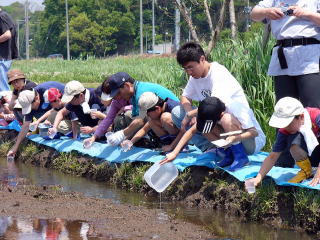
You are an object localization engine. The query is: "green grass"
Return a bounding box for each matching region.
[12,28,275,150]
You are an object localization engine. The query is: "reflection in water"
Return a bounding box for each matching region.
[0,158,316,240]
[0,217,89,240]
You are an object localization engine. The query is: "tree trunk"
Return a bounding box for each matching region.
[206,0,229,56]
[229,0,237,39]
[174,0,200,43]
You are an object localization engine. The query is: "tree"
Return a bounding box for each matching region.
[174,0,229,55]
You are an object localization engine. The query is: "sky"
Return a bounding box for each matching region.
[1,0,44,11]
[1,0,43,6]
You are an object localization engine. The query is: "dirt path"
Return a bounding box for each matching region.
[0,183,214,239]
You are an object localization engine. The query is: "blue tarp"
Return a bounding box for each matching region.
[1,120,319,190]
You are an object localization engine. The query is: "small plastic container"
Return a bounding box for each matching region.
[29,124,37,132]
[83,139,92,149]
[38,123,51,137]
[245,180,256,194]
[90,109,98,119]
[122,140,133,152]
[48,128,57,139]
[144,162,179,193]
[105,132,113,145]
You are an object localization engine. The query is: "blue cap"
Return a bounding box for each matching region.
[109,72,131,97]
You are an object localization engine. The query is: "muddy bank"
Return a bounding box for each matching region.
[1,130,320,235]
[0,182,212,239]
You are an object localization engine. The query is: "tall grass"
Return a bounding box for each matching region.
[12,29,275,150]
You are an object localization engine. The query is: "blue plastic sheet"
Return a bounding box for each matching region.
[0,120,21,132]
[0,121,318,190]
[26,134,320,190]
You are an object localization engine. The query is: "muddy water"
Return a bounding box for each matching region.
[0,158,316,240]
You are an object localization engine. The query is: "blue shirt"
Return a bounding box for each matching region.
[132,81,179,117]
[24,81,65,122]
[66,88,104,127]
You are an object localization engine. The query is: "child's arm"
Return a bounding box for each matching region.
[225,127,258,145]
[251,152,281,186]
[160,124,197,164]
[34,109,54,126]
[162,129,185,152]
[129,122,151,144]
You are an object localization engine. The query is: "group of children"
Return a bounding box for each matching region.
[0,41,319,189]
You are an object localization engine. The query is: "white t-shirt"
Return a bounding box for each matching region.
[182,62,249,107]
[257,0,320,76]
[226,101,266,153]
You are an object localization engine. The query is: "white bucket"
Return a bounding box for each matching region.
[144,162,178,193]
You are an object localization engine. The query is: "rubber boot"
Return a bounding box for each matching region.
[288,158,312,183]
[216,147,234,168]
[228,143,249,171]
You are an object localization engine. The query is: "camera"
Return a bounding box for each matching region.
[281,7,293,16]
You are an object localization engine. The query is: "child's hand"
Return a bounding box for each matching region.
[80,126,93,134]
[309,168,320,186]
[159,151,178,165]
[90,110,105,120]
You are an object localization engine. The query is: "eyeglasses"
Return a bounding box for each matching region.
[182,65,194,71]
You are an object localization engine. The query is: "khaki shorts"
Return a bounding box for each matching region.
[47,110,72,135]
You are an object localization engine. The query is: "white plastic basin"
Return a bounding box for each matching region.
[144,162,178,193]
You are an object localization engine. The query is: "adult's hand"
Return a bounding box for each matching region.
[289,5,312,18]
[265,7,284,20]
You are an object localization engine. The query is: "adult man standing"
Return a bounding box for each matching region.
[0,8,18,91]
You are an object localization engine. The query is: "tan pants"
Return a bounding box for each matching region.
[47,110,72,135]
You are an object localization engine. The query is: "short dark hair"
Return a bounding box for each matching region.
[101,76,111,94]
[147,97,165,113]
[176,42,206,66]
[74,89,86,99]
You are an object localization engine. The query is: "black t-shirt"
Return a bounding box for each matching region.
[24,81,65,122]
[12,80,37,97]
[0,10,18,60]
[65,88,104,127]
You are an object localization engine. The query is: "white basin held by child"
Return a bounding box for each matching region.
[144,162,178,193]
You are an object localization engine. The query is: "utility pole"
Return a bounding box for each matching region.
[65,0,70,60]
[152,0,155,52]
[174,0,180,52]
[140,0,143,54]
[25,0,29,59]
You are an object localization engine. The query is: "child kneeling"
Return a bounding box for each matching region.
[161,96,265,171]
[248,97,320,186]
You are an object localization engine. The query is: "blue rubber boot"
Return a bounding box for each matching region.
[228,143,249,171]
[216,147,234,168]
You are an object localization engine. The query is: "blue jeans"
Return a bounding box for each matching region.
[171,105,213,152]
[0,60,12,91]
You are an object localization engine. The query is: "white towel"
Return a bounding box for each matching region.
[300,109,319,156]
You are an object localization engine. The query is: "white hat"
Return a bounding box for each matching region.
[269,97,304,128]
[18,90,35,115]
[138,92,159,118]
[101,92,112,101]
[61,80,85,103]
